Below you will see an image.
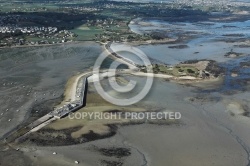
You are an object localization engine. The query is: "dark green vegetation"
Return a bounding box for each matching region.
[153,64,199,77]
[0,0,211,45]
[101,160,123,166]
[98,147,131,158]
[149,64,199,77]
[1,0,249,46]
[22,125,117,146]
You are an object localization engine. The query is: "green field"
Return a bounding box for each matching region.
[152,64,199,77]
[72,25,104,41]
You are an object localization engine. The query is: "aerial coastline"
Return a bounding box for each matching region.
[1,0,250,166]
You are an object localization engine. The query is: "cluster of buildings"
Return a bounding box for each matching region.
[0,26,58,34]
[174,0,250,9]
[0,14,77,47]
[0,14,56,34]
[86,18,120,28]
[62,6,100,12]
[0,25,76,47]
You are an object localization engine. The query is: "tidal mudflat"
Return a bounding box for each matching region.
[0,42,102,139]
[90,16,250,166]
[11,77,250,166]
[1,10,250,166]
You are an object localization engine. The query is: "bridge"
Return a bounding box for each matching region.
[49,77,88,119]
[5,42,139,143]
[5,76,89,143]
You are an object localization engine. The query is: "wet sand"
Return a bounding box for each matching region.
[0,42,102,139]
[1,41,250,166]
[1,13,250,166]
[14,77,250,166]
